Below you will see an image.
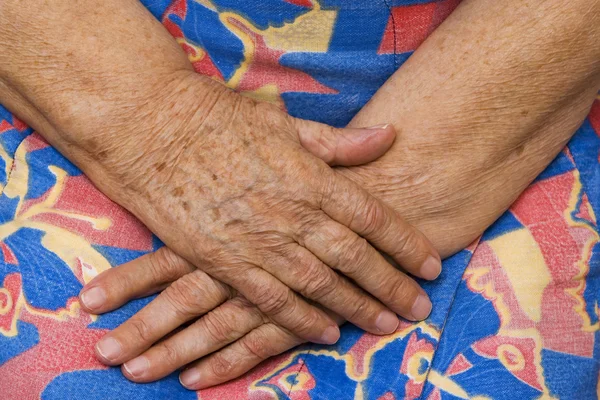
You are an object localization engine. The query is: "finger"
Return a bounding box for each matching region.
[294,119,396,166]
[180,323,304,390]
[78,247,195,314]
[263,244,399,334]
[301,218,432,321]
[94,269,232,366]
[224,265,340,345]
[319,172,442,281]
[121,297,263,382]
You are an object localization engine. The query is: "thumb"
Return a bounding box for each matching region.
[293,119,396,166]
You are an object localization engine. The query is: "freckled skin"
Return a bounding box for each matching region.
[2,0,600,388]
[105,1,600,387]
[71,80,436,341]
[172,187,185,197]
[0,2,441,340]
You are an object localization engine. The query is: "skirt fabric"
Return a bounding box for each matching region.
[0,1,599,399]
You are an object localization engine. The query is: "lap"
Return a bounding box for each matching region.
[1,0,599,398]
[1,103,598,400]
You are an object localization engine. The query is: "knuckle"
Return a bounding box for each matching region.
[290,309,322,336]
[391,227,421,260]
[188,269,232,305]
[303,268,336,301]
[230,295,257,312]
[293,211,325,242]
[127,317,152,343]
[322,224,355,267]
[163,278,200,318]
[229,296,263,323]
[239,333,270,361]
[209,354,236,380]
[158,340,181,367]
[146,250,176,283]
[358,195,388,237]
[202,311,238,343]
[383,275,414,305]
[313,127,336,164]
[163,270,231,318]
[317,172,337,208]
[347,296,373,323]
[283,251,329,299]
[256,285,293,316]
[340,236,370,274]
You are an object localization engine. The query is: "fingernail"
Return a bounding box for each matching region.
[123,356,149,378]
[420,256,442,280]
[80,287,106,310]
[96,337,121,362]
[180,368,202,389]
[366,124,390,130]
[375,311,399,334]
[411,295,432,321]
[320,326,340,345]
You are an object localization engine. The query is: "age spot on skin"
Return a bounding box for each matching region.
[225,219,243,228]
[172,186,185,197]
[211,208,221,221]
[514,143,525,156]
[182,201,190,211]
[155,162,166,172]
[212,173,218,181]
[85,138,99,150]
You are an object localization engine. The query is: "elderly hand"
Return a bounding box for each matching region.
[78,101,440,387]
[86,75,437,342]
[80,0,600,390]
[0,0,440,348]
[81,247,323,389]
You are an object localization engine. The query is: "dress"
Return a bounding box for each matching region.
[0,1,598,398]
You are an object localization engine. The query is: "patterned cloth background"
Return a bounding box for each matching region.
[0,0,599,398]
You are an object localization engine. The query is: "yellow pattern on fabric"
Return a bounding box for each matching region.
[487,229,550,323]
[439,169,599,399]
[564,168,599,333]
[0,142,113,337]
[250,322,439,398]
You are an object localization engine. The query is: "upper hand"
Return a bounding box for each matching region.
[76,73,439,346]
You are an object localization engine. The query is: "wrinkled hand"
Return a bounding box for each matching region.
[82,248,318,390]
[78,90,440,387]
[75,73,438,350]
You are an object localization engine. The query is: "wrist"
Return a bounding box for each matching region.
[49,70,228,201]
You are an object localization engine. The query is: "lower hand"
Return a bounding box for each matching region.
[81,247,314,390]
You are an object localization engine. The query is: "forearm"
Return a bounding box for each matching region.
[2,0,599,260]
[0,0,210,202]
[0,0,192,120]
[345,0,600,257]
[1,0,446,336]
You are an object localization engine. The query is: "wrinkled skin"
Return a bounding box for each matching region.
[81,0,600,390]
[0,0,437,385]
[1,0,599,392]
[66,72,439,348]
